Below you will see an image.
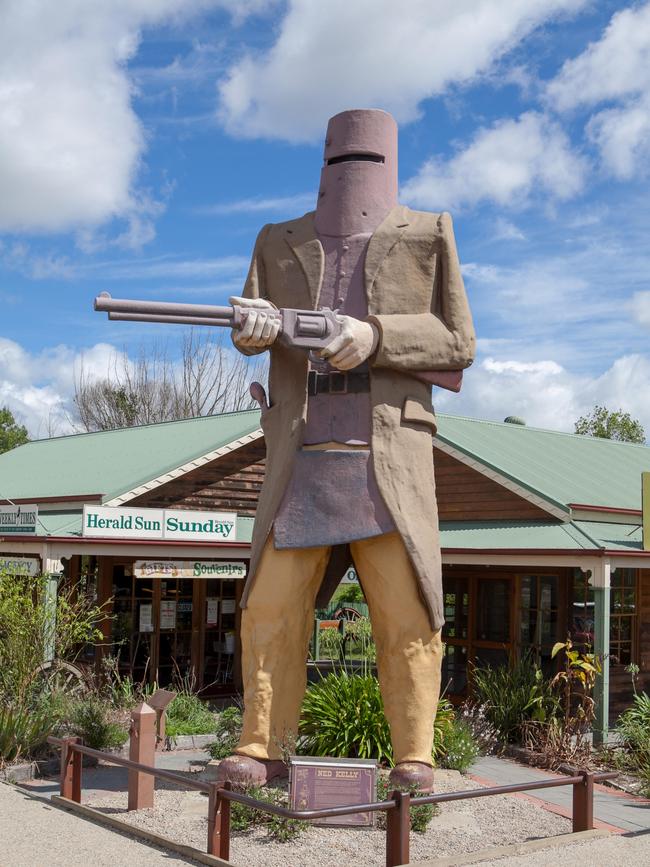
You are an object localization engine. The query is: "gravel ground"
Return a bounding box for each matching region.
[0,783,202,867]
[87,770,571,867]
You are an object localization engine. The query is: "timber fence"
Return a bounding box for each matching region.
[47,735,616,867]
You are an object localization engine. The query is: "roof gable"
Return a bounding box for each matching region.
[0,410,261,504]
[436,415,650,512]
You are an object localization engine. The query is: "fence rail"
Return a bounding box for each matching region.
[47,736,616,867]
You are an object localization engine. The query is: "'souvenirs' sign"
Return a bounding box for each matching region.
[82,505,237,542]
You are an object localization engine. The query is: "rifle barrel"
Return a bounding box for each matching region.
[108,312,234,327]
[95,293,234,320]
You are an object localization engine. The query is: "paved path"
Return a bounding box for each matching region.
[0,782,203,867]
[470,755,650,834]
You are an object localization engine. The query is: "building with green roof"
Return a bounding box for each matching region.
[1,409,649,736]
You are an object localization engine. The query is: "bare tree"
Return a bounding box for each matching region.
[73,330,267,432]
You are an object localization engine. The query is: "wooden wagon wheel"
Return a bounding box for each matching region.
[33,660,89,697]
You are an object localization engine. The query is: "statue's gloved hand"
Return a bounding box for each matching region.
[320,315,379,371]
[230,296,280,350]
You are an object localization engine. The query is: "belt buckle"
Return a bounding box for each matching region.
[328,371,347,394]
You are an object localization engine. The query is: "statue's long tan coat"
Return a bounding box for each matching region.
[238,205,475,631]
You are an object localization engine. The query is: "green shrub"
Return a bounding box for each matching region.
[300,672,392,763]
[69,697,128,750]
[436,716,479,772]
[376,776,438,833]
[300,675,470,767]
[472,653,560,744]
[165,693,217,736]
[618,691,650,753]
[229,785,308,841]
[0,704,55,765]
[208,706,243,759]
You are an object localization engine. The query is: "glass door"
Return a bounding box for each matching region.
[157,577,196,687]
[519,574,559,675]
[441,573,514,699]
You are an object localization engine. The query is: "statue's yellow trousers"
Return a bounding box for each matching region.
[236,530,443,765]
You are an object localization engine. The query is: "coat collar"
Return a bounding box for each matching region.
[283,205,411,309]
[364,205,410,307]
[284,212,324,308]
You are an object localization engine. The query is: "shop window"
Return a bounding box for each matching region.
[519,575,559,675]
[570,569,594,650]
[570,568,638,667]
[610,568,637,667]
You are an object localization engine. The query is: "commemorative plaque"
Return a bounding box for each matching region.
[289,756,377,827]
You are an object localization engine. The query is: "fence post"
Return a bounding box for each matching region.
[207,781,231,861]
[128,702,156,811]
[573,769,595,832]
[386,790,410,867]
[60,736,82,803]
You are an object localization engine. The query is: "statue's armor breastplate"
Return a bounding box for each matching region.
[303,231,372,445]
[273,230,395,550]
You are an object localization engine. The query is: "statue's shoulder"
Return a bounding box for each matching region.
[258,212,315,245]
[403,207,452,233]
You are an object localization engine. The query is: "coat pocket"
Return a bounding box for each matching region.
[402,397,437,435]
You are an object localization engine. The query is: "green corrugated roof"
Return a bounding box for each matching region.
[436,415,650,512]
[0,410,261,504]
[22,512,644,554]
[440,520,644,553]
[1,409,649,513]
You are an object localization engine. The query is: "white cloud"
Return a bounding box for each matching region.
[546,3,650,111]
[493,218,527,241]
[193,193,315,215]
[402,112,586,210]
[632,291,650,328]
[217,0,587,142]
[0,338,121,437]
[0,0,260,238]
[586,97,650,180]
[436,353,650,438]
[546,3,650,180]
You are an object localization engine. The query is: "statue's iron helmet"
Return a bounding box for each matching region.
[314,108,398,236]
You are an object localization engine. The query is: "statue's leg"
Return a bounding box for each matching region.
[209,532,329,783]
[351,531,442,790]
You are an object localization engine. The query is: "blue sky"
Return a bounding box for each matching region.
[1,0,649,438]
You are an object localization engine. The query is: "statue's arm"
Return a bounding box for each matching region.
[231,224,274,357]
[366,212,476,371]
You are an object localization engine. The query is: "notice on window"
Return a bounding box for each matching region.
[160,600,176,630]
[139,603,153,633]
[221,598,236,615]
[207,598,219,626]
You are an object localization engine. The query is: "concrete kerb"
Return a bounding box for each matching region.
[50,794,231,867]
[406,828,611,867]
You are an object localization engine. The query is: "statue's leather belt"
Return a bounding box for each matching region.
[307,370,370,396]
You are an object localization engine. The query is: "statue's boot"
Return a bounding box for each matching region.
[388,761,434,793]
[204,754,287,786]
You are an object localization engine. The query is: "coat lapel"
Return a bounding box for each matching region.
[284,211,324,309]
[364,205,410,312]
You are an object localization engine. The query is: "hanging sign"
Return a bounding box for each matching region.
[641,473,650,551]
[0,505,38,535]
[0,556,40,576]
[83,505,237,542]
[134,560,246,580]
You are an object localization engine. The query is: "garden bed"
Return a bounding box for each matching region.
[84,768,571,867]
